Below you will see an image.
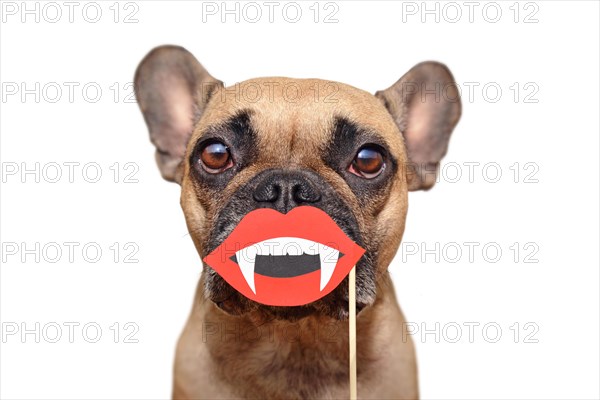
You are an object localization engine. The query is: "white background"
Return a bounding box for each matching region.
[1,1,599,399]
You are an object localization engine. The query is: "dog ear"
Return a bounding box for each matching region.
[134,45,223,183]
[376,62,461,191]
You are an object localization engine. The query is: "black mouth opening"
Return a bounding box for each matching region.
[229,253,344,278]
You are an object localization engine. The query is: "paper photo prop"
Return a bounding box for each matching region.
[203,206,365,306]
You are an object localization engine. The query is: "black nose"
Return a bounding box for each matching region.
[252,170,322,212]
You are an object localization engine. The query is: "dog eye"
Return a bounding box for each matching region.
[199,141,233,173]
[349,146,385,179]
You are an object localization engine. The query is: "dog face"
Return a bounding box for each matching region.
[134,46,461,320]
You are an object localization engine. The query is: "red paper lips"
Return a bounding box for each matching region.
[203,206,365,306]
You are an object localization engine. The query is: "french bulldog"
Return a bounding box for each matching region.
[134,45,461,400]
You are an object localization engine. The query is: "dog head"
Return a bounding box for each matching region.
[134,45,461,320]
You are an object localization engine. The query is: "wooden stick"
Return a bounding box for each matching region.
[349,266,357,400]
